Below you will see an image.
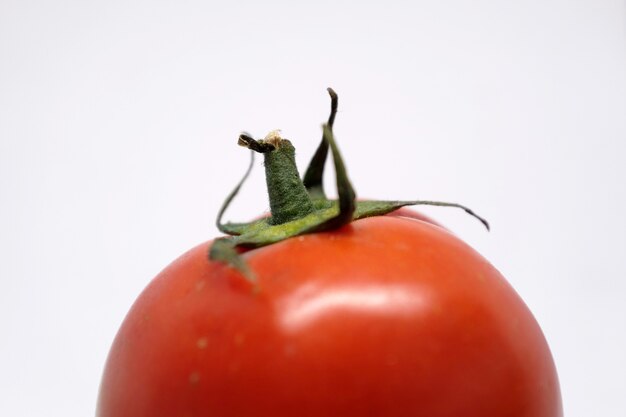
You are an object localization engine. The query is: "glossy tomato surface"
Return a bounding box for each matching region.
[97,215,562,417]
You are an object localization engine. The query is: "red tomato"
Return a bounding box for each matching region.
[97,214,562,417]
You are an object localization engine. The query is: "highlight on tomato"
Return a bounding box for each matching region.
[97,89,562,417]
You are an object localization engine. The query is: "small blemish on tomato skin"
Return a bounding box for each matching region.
[196,337,208,349]
[188,371,200,385]
[195,280,206,291]
[283,344,296,357]
[234,333,246,347]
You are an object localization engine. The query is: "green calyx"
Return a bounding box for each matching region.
[209,88,489,282]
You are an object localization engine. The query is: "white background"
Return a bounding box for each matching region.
[1,1,625,416]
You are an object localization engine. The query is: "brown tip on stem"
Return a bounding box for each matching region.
[237,134,275,153]
[238,134,253,148]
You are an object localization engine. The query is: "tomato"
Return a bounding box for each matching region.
[97,213,562,417]
[98,88,561,416]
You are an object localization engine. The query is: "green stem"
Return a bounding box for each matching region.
[264,140,315,224]
[237,133,315,225]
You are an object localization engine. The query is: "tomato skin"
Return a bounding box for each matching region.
[97,215,561,417]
